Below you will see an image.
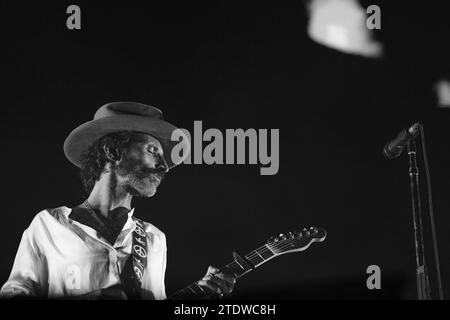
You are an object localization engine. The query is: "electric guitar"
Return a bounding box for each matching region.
[168,226,327,299]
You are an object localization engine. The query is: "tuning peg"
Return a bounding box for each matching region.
[287,232,294,239]
[300,228,309,236]
[293,229,304,238]
[267,236,276,244]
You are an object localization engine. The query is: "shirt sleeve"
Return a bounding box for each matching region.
[160,232,167,300]
[1,215,48,298]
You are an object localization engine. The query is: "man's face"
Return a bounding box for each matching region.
[113,133,168,197]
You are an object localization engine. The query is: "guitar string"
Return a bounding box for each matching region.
[170,252,300,298]
[246,230,321,261]
[197,237,312,283]
[170,235,321,298]
[172,237,310,296]
[170,241,294,298]
[244,236,310,261]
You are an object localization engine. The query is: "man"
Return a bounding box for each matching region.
[1,101,236,299]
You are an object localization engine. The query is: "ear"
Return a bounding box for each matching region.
[103,145,121,164]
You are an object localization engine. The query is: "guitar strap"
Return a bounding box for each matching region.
[126,216,148,299]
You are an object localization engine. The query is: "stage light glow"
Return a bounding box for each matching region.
[435,79,450,108]
[307,0,383,58]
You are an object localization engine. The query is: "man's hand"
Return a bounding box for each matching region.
[197,266,236,299]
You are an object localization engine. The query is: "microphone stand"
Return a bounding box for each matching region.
[407,139,431,300]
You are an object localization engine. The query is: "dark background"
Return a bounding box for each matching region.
[2,1,450,299]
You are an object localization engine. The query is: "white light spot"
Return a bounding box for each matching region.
[435,79,450,108]
[307,0,383,58]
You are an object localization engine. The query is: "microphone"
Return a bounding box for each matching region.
[383,122,421,159]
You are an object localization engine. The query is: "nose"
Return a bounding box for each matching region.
[156,155,169,173]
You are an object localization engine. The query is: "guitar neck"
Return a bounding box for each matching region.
[168,244,276,300]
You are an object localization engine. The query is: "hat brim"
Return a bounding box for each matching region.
[64,115,190,169]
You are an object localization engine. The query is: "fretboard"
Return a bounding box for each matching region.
[168,244,275,300]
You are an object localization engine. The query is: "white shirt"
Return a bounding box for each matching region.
[0,206,167,299]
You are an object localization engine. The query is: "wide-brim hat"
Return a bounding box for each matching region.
[64,102,190,169]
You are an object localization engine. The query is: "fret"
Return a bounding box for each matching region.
[246,250,265,266]
[245,246,275,267]
[255,250,264,259]
[171,283,205,300]
[187,285,196,294]
[221,258,253,279]
[194,283,206,293]
[192,283,206,295]
[265,243,276,254]
[189,283,205,297]
[222,265,238,278]
[168,246,276,300]
[259,245,275,260]
[233,259,245,273]
[170,289,185,300]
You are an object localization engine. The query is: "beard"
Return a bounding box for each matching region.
[113,157,166,198]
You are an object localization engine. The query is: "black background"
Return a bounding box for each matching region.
[2,1,450,299]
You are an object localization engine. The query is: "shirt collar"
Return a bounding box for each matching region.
[60,206,137,233]
[123,208,136,231]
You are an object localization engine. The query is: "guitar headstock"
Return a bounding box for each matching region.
[266,227,327,255]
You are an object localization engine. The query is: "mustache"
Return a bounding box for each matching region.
[143,168,166,181]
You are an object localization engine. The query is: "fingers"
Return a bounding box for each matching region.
[206,266,236,285]
[198,266,237,299]
[198,277,223,296]
[207,266,220,275]
[215,272,236,286]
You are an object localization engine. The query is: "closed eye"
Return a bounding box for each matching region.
[147,144,162,155]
